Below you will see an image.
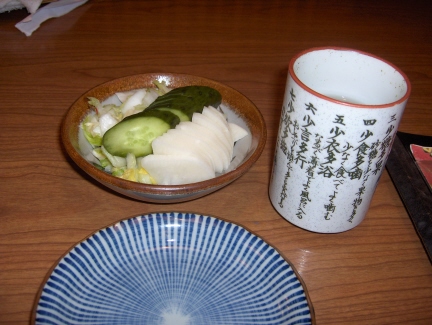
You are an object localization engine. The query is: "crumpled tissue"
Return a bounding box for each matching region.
[0,0,43,14]
[15,0,88,36]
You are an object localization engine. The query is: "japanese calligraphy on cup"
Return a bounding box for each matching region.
[269,47,411,233]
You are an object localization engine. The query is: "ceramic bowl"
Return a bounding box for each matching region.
[61,73,266,203]
[33,212,315,325]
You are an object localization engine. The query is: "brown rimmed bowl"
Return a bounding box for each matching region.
[61,73,266,203]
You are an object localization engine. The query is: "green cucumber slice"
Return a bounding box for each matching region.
[102,109,180,157]
[101,85,222,158]
[148,85,222,119]
[156,107,189,122]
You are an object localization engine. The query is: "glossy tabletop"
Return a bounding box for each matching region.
[1,0,431,324]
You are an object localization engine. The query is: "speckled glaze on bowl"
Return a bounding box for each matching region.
[61,73,266,203]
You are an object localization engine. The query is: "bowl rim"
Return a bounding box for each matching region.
[31,211,316,324]
[61,72,267,197]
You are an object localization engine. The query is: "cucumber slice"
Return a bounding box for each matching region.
[156,107,189,122]
[101,85,222,158]
[102,109,180,157]
[147,86,222,119]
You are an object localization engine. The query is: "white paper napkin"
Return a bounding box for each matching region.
[15,0,88,36]
[0,0,43,14]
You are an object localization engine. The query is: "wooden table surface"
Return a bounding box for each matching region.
[1,0,431,324]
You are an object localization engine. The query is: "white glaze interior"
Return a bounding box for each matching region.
[293,49,408,105]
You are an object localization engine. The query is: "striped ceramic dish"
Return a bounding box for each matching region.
[33,212,314,324]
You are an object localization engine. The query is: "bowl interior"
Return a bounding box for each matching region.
[33,212,314,325]
[61,73,266,200]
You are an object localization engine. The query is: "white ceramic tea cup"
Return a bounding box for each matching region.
[269,47,411,233]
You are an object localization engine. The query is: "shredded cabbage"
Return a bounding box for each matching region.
[81,113,102,146]
[153,80,171,95]
[79,81,174,184]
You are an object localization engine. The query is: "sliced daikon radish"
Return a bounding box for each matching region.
[202,106,228,123]
[176,120,229,153]
[202,106,234,144]
[175,121,228,173]
[140,154,215,185]
[152,130,216,171]
[168,128,228,172]
[228,122,248,142]
[191,113,233,169]
[192,114,234,169]
[192,113,232,154]
[152,132,214,168]
[201,107,228,130]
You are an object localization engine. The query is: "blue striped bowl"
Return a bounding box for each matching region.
[33,212,314,325]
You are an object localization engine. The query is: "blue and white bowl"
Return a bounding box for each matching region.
[33,212,314,325]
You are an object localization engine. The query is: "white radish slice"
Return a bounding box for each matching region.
[191,113,233,170]
[141,154,215,185]
[167,128,229,173]
[192,113,233,156]
[228,122,248,142]
[202,106,228,123]
[175,121,228,173]
[152,130,216,171]
[176,120,229,153]
[153,130,212,164]
[202,106,233,142]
